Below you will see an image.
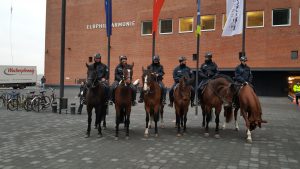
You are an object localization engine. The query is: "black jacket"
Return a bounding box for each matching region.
[235,64,253,83]
[114,64,132,81]
[173,65,193,83]
[199,61,219,79]
[94,62,109,80]
[147,63,165,81]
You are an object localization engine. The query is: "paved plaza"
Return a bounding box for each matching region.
[0,88,300,169]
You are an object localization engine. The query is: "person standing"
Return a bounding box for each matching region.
[293,82,300,105]
[41,76,46,89]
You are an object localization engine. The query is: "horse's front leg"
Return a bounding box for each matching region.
[102,105,107,129]
[144,109,150,137]
[154,109,159,137]
[85,106,93,138]
[183,110,188,133]
[115,107,120,140]
[160,106,165,128]
[214,106,221,139]
[176,112,181,137]
[201,105,205,127]
[125,107,131,139]
[241,109,252,143]
[96,106,102,137]
[234,108,239,131]
[204,108,211,137]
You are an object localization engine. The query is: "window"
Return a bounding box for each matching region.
[291,51,298,60]
[179,17,193,33]
[141,21,152,35]
[247,11,264,28]
[272,8,291,26]
[159,19,173,34]
[222,14,227,29]
[201,15,216,31]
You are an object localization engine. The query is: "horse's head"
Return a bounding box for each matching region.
[211,76,236,106]
[141,67,157,92]
[121,64,133,86]
[178,77,191,100]
[86,63,98,88]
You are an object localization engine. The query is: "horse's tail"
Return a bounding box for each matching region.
[224,106,233,123]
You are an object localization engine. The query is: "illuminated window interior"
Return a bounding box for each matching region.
[247,11,264,28]
[201,15,215,31]
[179,17,193,33]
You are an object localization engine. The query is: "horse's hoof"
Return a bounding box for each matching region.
[235,128,239,131]
[155,134,159,137]
[144,134,149,138]
[215,134,220,139]
[246,138,252,143]
[98,134,102,138]
[115,137,119,141]
[177,133,182,137]
[204,133,209,137]
[85,134,90,138]
[94,126,98,129]
[126,136,129,140]
[160,125,165,128]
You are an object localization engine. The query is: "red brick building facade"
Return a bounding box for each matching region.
[45,0,300,96]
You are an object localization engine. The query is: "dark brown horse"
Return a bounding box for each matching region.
[114,63,137,140]
[174,77,191,136]
[85,63,107,138]
[199,76,236,138]
[225,84,267,143]
[141,68,162,137]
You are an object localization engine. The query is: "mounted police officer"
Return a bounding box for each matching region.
[198,52,219,97]
[168,56,195,107]
[138,55,166,104]
[110,55,137,106]
[234,55,253,86]
[93,53,110,103]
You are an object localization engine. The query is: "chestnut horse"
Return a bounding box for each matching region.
[114,63,138,140]
[174,77,192,136]
[85,63,107,138]
[199,75,236,138]
[224,84,267,143]
[141,68,162,137]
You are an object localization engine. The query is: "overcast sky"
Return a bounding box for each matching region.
[0,0,46,74]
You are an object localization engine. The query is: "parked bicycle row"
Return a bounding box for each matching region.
[0,88,57,112]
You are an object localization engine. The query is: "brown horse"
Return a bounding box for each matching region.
[141,68,162,137]
[225,84,267,143]
[199,76,236,138]
[174,77,191,136]
[114,63,137,140]
[85,63,107,138]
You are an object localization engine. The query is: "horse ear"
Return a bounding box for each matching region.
[86,63,89,68]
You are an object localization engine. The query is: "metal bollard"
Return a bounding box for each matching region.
[70,103,76,115]
[52,102,57,113]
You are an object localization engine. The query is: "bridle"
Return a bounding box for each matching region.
[208,83,233,106]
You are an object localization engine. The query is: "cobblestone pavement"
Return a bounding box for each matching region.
[0,88,300,169]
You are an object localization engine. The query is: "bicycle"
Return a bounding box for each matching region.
[7,91,21,111]
[31,90,51,112]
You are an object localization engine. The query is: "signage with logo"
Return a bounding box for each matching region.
[86,21,136,30]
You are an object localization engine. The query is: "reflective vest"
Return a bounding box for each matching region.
[293,84,300,92]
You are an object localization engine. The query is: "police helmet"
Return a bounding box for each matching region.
[119,55,127,62]
[153,55,160,62]
[94,53,101,59]
[178,56,187,62]
[239,56,248,62]
[205,52,212,59]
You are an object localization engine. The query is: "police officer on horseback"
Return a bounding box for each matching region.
[198,52,219,96]
[93,53,110,103]
[138,55,166,104]
[234,55,253,86]
[168,56,195,107]
[110,55,137,106]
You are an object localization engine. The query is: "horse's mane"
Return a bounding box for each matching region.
[213,74,234,83]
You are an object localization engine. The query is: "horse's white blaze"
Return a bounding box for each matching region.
[143,75,148,91]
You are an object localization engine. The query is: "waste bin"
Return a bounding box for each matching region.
[52,102,57,113]
[70,103,76,115]
[59,98,68,114]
